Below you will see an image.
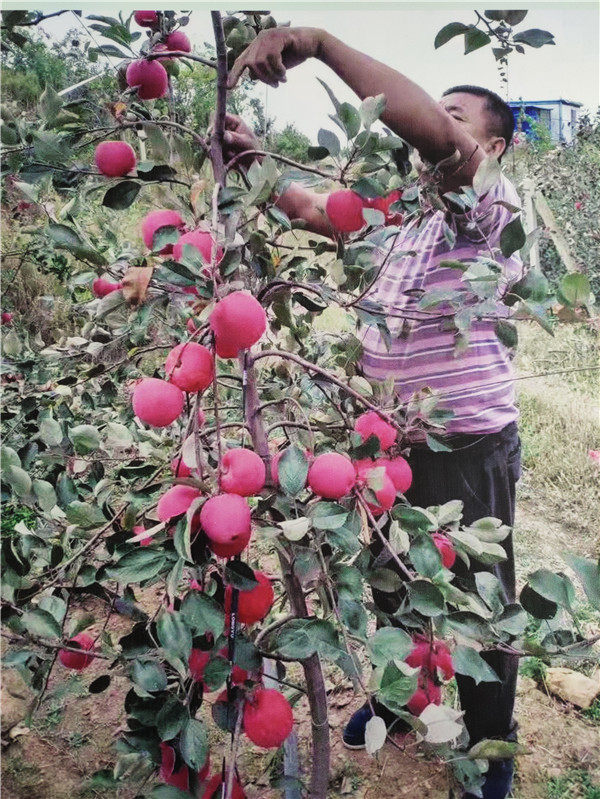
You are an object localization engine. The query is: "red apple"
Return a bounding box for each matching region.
[132,377,184,427]
[126,59,169,100]
[166,30,191,53]
[354,460,396,516]
[157,484,201,522]
[134,10,159,27]
[94,140,136,177]
[432,532,456,569]
[365,189,403,224]
[92,276,122,298]
[354,410,397,451]
[159,741,210,791]
[165,342,214,394]
[141,209,184,253]
[243,688,293,748]
[209,291,267,358]
[406,636,455,680]
[376,455,412,493]
[225,570,274,625]
[188,648,211,682]
[1,312,14,325]
[220,448,266,496]
[173,229,222,267]
[207,527,251,559]
[171,456,191,478]
[200,494,251,546]
[325,189,366,233]
[308,452,356,499]
[58,632,94,670]
[406,675,442,716]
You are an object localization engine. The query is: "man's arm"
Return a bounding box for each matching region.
[227,27,485,191]
[223,113,333,238]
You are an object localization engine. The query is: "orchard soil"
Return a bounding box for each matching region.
[3,323,599,799]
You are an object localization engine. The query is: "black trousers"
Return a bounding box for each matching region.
[372,421,521,746]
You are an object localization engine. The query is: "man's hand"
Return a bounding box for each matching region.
[223,113,261,169]
[227,27,323,89]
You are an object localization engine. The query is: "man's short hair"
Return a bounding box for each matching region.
[442,85,515,160]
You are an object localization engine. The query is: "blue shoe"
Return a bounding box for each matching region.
[342,702,410,750]
[464,758,514,799]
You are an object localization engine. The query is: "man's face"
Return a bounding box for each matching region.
[439,92,503,157]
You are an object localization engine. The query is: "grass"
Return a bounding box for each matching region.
[547,769,600,799]
[581,698,600,725]
[514,322,600,542]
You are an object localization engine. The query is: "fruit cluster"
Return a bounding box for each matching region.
[325,188,403,233]
[404,636,455,716]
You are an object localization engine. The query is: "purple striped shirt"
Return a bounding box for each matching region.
[360,172,523,437]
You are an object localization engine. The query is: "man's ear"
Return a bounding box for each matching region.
[485,136,506,159]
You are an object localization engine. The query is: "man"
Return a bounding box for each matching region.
[226,25,523,799]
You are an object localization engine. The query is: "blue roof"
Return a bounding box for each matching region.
[508,99,582,107]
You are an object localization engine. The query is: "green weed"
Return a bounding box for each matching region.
[547,768,600,799]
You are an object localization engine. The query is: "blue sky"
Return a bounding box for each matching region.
[38,4,599,140]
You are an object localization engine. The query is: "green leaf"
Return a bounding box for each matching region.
[310,502,348,531]
[527,569,575,611]
[46,223,107,266]
[225,561,259,591]
[316,77,341,114]
[21,608,62,639]
[520,584,557,619]
[69,424,101,454]
[359,94,386,128]
[131,659,168,692]
[1,446,21,471]
[65,501,106,529]
[494,603,528,635]
[33,479,57,511]
[368,627,413,667]
[378,662,419,714]
[513,28,555,48]
[306,145,329,161]
[453,645,500,684]
[435,22,470,48]
[275,618,342,660]
[464,27,491,54]
[369,568,402,593]
[475,572,505,615]
[157,611,192,661]
[557,273,591,308]
[38,85,63,123]
[39,417,63,447]
[562,554,600,610]
[339,102,361,139]
[106,549,166,583]
[102,181,140,211]
[317,128,340,158]
[410,536,443,578]
[339,598,368,638]
[2,330,21,358]
[180,718,208,771]
[444,612,493,642]
[180,592,224,638]
[5,465,32,497]
[409,580,446,616]
[278,445,309,497]
[495,319,518,348]
[156,698,188,741]
[499,216,526,257]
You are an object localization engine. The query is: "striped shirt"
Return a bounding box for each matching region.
[359,172,523,437]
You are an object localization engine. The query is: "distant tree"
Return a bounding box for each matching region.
[268,122,312,163]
